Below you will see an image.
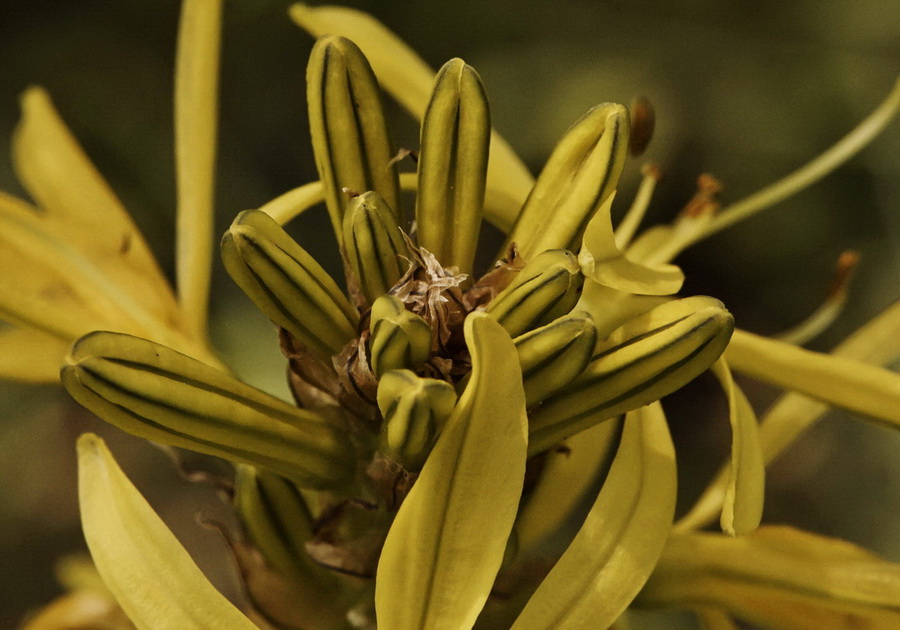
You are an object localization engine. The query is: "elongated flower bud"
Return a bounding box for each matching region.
[415,58,490,276]
[343,191,410,304]
[307,36,401,241]
[376,369,457,471]
[221,209,358,360]
[485,249,584,337]
[505,103,630,260]
[514,311,597,407]
[528,296,734,454]
[62,331,355,489]
[369,295,432,378]
[234,466,327,583]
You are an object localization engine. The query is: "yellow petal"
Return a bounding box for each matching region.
[638,526,900,630]
[77,433,258,629]
[696,609,740,630]
[0,326,69,382]
[375,313,528,629]
[288,3,534,231]
[175,0,222,338]
[679,302,900,532]
[710,360,764,536]
[579,195,684,296]
[726,328,900,429]
[512,402,676,629]
[10,92,179,329]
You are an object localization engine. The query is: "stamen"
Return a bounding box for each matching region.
[615,163,661,249]
[776,250,860,345]
[668,79,900,257]
[628,95,656,157]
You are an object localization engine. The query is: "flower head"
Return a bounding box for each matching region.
[12,2,900,629]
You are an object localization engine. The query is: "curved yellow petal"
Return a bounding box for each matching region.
[288,3,534,231]
[77,433,258,629]
[710,360,764,536]
[726,328,900,429]
[512,402,676,629]
[0,326,69,382]
[258,181,325,225]
[375,313,528,629]
[679,302,900,532]
[639,526,900,630]
[175,0,223,338]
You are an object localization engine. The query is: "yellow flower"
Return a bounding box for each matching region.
[13,2,900,629]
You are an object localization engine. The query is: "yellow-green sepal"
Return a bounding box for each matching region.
[485,249,584,338]
[343,191,410,304]
[504,103,629,260]
[221,209,358,360]
[368,295,433,378]
[415,58,489,276]
[62,331,355,490]
[529,296,734,454]
[375,313,528,628]
[307,35,400,242]
[77,433,258,629]
[376,369,457,471]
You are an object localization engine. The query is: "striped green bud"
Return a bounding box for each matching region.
[505,103,630,260]
[415,58,490,276]
[62,331,355,489]
[307,36,401,242]
[369,295,432,378]
[221,209,358,360]
[376,369,457,470]
[343,191,410,304]
[514,311,597,407]
[528,296,734,454]
[485,249,584,337]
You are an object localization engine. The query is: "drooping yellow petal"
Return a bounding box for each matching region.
[727,328,900,429]
[9,92,180,330]
[77,433,258,629]
[288,3,534,231]
[696,609,740,630]
[679,302,900,532]
[375,313,528,629]
[175,0,222,338]
[638,526,900,630]
[710,360,764,536]
[0,326,69,382]
[579,195,684,296]
[512,402,676,629]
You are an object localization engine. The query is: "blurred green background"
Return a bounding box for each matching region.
[0,0,897,627]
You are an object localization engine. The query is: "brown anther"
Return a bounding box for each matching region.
[628,95,655,157]
[640,162,663,181]
[680,173,723,219]
[827,250,860,299]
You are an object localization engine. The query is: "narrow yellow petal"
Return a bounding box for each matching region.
[375,313,528,629]
[679,302,900,532]
[696,609,740,630]
[10,92,180,330]
[0,326,69,382]
[288,3,534,230]
[710,360,764,536]
[258,181,324,226]
[726,328,900,429]
[77,433,258,629]
[512,402,676,629]
[638,526,900,629]
[579,195,684,296]
[175,0,222,338]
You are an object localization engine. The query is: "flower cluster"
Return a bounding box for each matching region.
[9,2,900,629]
